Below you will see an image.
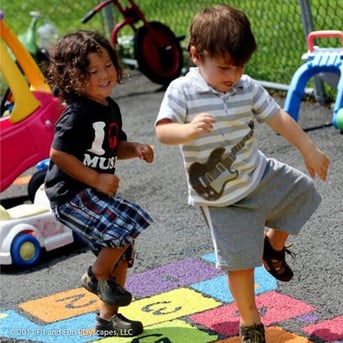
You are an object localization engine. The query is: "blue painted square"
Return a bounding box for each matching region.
[201,252,217,264]
[190,253,277,303]
[0,310,97,343]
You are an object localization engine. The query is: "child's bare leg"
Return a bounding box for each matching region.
[265,228,289,250]
[111,259,128,286]
[228,269,261,326]
[83,247,132,307]
[99,260,128,319]
[95,259,143,337]
[92,247,127,281]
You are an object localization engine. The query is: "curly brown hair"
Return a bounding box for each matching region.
[48,30,124,104]
[189,5,257,65]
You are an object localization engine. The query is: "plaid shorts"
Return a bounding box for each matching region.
[53,188,153,257]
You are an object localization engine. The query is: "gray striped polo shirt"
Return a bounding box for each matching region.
[156,67,280,207]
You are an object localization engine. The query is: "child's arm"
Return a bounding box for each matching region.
[50,148,120,197]
[266,109,330,180]
[156,113,215,145]
[117,141,154,163]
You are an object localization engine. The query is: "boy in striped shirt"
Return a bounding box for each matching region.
[155,4,330,342]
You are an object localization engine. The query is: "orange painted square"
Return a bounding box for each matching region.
[18,288,100,323]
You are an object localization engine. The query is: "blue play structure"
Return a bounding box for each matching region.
[284,30,343,130]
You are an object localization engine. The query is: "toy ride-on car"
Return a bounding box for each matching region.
[0,186,76,267]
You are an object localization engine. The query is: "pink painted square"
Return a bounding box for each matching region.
[190,291,314,337]
[303,315,343,341]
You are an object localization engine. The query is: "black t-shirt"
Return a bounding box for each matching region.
[45,96,127,207]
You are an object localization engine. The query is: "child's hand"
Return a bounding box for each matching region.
[96,173,120,197]
[188,113,215,139]
[304,148,330,181]
[135,144,154,163]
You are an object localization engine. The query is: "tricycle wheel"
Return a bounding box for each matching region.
[134,21,183,85]
[11,233,41,267]
[28,170,47,203]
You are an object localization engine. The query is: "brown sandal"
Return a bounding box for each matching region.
[240,323,266,343]
[263,235,295,282]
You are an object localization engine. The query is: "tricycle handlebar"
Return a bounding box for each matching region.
[81,0,114,24]
[81,9,97,23]
[307,30,343,52]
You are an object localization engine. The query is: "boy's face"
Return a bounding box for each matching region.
[190,46,245,93]
[82,47,117,104]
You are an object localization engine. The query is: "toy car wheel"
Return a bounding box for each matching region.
[11,233,41,267]
[28,170,47,203]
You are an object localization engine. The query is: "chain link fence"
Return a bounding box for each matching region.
[1,0,342,97]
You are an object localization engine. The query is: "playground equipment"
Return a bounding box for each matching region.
[0,11,65,193]
[1,11,57,115]
[27,158,50,202]
[284,30,343,131]
[0,186,75,267]
[82,0,184,85]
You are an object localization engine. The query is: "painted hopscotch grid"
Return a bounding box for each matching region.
[0,253,342,342]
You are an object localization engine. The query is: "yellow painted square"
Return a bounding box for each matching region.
[120,287,221,327]
[18,288,100,323]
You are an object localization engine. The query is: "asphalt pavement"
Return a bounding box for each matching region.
[0,70,342,343]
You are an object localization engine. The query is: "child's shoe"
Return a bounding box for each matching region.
[81,266,98,295]
[98,278,132,306]
[81,266,132,306]
[263,235,295,282]
[240,323,266,343]
[95,313,143,337]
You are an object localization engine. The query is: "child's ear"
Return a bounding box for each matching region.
[189,46,201,65]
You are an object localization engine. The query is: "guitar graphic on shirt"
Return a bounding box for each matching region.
[189,121,254,201]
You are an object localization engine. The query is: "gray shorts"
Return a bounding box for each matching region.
[201,158,321,271]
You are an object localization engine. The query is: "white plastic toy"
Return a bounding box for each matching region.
[0,186,74,267]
